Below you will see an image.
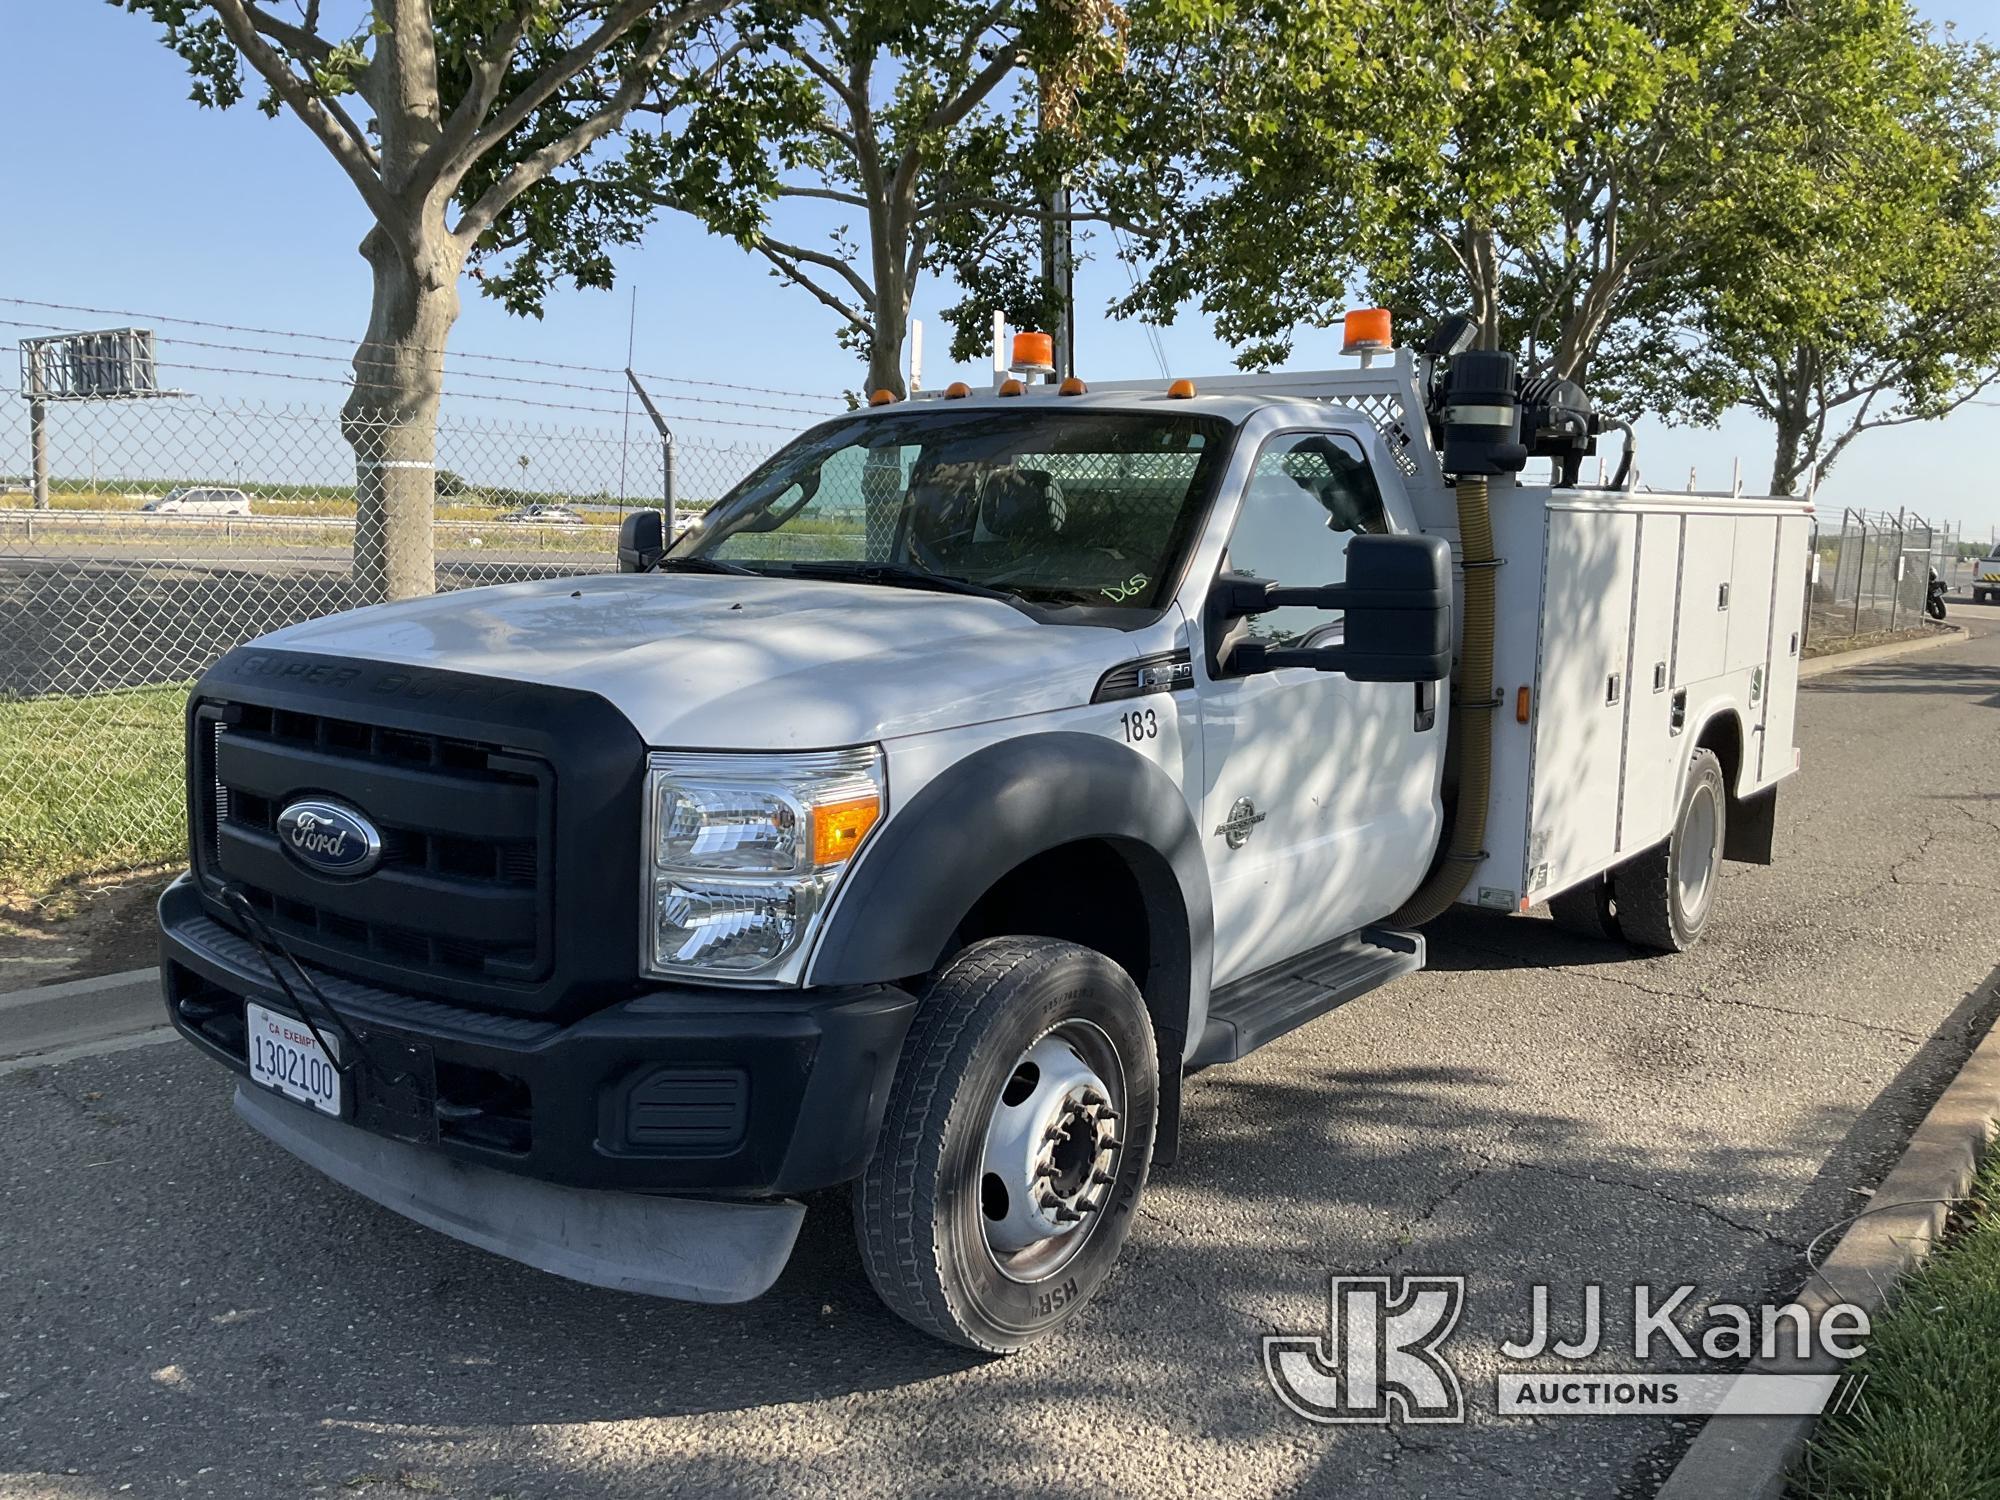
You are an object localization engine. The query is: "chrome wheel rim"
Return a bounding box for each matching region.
[978,1020,1126,1283]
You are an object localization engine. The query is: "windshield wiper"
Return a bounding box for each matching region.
[656,554,763,577]
[773,560,1024,605]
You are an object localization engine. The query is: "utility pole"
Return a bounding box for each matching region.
[1043,183,1075,378]
[25,343,49,510]
[1037,72,1076,380]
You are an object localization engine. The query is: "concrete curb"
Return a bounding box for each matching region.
[1799,624,1964,680]
[1655,999,2000,1500]
[0,964,159,1005]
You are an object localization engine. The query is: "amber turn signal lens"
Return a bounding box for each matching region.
[1166,378,1197,399]
[868,388,898,406]
[1516,686,1531,724]
[944,381,971,399]
[812,795,881,866]
[1058,376,1088,395]
[997,377,1025,397]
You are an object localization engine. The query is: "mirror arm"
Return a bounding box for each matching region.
[1230,641,1346,675]
[1217,574,1350,618]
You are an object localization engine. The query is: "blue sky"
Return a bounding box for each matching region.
[6,1,1998,531]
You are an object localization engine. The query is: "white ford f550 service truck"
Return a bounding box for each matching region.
[158,320,1811,1351]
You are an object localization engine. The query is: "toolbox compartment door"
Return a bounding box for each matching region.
[1527,508,1637,892]
[1757,514,1812,784]
[1676,514,1734,684]
[1616,512,1685,855]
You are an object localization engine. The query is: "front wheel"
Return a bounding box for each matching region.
[853,937,1159,1352]
[1927,594,1947,621]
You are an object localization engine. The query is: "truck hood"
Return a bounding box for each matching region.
[253,573,1136,748]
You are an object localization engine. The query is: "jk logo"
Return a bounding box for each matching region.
[1264,1275,1467,1424]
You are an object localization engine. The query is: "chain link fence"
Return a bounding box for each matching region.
[1808,507,1949,648]
[1,334,804,894]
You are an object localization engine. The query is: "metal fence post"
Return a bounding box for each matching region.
[1852,514,1868,638]
[664,433,677,538]
[1889,512,1904,633]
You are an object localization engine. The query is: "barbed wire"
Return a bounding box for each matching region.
[0,317,837,419]
[1,296,844,405]
[1,338,816,435]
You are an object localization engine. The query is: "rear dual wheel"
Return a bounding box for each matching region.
[1548,748,1727,953]
[1612,748,1727,953]
[854,937,1158,1352]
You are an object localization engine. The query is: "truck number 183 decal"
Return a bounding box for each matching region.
[1118,708,1160,743]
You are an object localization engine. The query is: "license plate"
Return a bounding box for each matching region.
[245,1001,342,1116]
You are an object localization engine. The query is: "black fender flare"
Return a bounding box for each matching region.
[806,731,1214,1054]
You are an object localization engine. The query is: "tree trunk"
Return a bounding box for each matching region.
[343,226,463,602]
[1767,349,1813,496]
[868,266,910,400]
[1769,408,1809,496]
[1465,225,1503,350]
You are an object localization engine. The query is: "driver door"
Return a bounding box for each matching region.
[1195,431,1445,986]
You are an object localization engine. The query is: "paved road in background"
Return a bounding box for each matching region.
[7,615,2000,1499]
[0,555,610,696]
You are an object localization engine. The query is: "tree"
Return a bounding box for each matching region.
[1631,1,2000,494]
[120,0,731,598]
[591,0,1131,395]
[1113,0,1741,368]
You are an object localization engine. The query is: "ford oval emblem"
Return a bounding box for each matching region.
[275,799,383,877]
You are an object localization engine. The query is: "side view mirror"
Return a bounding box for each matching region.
[618,509,666,573]
[1215,533,1453,683]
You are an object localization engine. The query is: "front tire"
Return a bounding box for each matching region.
[1613,747,1726,953]
[853,937,1159,1352]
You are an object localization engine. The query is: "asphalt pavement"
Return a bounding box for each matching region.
[6,613,2000,1499]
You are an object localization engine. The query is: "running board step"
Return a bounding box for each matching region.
[1190,927,1424,1069]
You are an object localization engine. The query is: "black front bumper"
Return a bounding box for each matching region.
[158,875,918,1197]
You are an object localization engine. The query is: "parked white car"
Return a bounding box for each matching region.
[143,486,252,516]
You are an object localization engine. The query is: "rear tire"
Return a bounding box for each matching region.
[1547,876,1621,941]
[1613,748,1726,953]
[853,937,1158,1353]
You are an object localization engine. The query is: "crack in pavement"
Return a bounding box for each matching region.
[1492,1156,1806,1253]
[1360,1160,1496,1274]
[1441,932,1929,1043]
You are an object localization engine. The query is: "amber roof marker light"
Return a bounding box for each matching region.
[1058,376,1088,396]
[997,377,1025,397]
[943,381,971,399]
[868,388,899,406]
[1166,378,1197,399]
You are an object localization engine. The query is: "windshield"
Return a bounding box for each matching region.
[672,407,1233,610]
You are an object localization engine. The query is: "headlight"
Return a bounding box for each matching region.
[643,747,884,980]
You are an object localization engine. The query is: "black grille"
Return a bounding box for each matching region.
[193,699,553,988]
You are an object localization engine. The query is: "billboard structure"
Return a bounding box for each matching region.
[18,328,178,508]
